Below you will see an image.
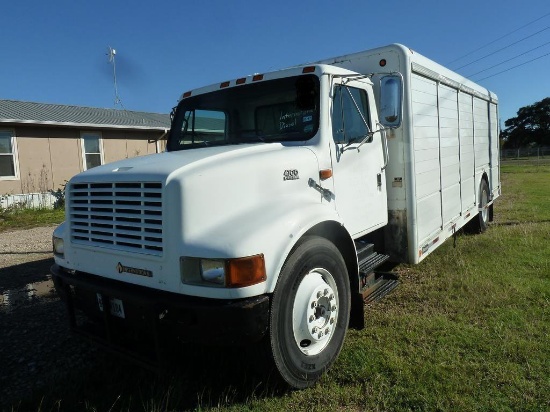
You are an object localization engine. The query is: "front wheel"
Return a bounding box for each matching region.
[269,236,351,389]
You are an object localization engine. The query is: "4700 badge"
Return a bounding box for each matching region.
[96,293,126,318]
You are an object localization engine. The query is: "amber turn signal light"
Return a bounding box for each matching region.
[225,254,267,288]
[319,169,333,180]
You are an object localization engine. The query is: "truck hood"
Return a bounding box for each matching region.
[68,141,322,256]
[63,142,324,297]
[71,145,256,183]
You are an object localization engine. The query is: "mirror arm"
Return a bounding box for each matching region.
[354,124,389,171]
[379,123,389,171]
[356,131,377,151]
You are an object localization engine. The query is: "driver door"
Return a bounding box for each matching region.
[330,79,387,237]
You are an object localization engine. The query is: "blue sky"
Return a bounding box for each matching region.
[1,0,549,125]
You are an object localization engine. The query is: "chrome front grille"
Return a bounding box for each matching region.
[69,182,163,256]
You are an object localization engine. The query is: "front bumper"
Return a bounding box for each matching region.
[51,264,270,368]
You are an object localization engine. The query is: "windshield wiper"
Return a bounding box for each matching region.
[230,135,266,145]
[257,131,308,142]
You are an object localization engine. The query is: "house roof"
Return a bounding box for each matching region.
[0,99,171,131]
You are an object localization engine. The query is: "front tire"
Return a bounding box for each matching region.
[269,236,351,389]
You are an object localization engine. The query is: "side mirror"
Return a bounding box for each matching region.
[379,75,403,128]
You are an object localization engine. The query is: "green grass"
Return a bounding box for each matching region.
[9,163,550,411]
[0,207,65,232]
[498,160,550,222]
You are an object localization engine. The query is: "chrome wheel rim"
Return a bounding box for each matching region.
[481,186,489,224]
[292,268,339,356]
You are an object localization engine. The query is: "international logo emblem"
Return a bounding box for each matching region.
[116,262,153,277]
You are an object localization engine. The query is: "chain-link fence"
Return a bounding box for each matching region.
[500,146,550,160]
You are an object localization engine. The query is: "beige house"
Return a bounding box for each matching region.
[0,99,170,206]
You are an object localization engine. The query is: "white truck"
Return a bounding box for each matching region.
[51,44,500,388]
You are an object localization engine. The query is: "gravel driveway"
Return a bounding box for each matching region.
[0,226,94,409]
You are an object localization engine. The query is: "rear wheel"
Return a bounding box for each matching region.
[466,179,490,234]
[269,236,350,389]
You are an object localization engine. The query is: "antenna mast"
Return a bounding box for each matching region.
[107,46,124,109]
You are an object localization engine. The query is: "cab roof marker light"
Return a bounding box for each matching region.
[182,91,192,98]
[220,81,230,88]
[236,78,246,85]
[302,66,316,73]
[252,74,264,81]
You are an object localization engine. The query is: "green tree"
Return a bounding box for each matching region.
[501,97,550,148]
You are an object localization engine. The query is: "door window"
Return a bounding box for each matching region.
[332,85,371,144]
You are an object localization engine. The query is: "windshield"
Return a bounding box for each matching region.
[167,74,320,151]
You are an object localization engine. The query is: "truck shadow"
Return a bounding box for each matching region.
[0,297,98,409]
[490,219,550,226]
[167,343,288,405]
[32,342,288,411]
[0,258,53,300]
[1,260,287,410]
[114,342,288,409]
[3,302,287,411]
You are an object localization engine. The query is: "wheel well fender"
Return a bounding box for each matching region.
[474,172,490,208]
[477,172,489,195]
[283,221,362,330]
[301,221,359,293]
[479,172,490,206]
[481,172,489,189]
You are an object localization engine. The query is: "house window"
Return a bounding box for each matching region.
[81,132,104,170]
[0,130,18,179]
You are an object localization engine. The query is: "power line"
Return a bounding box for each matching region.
[475,51,550,81]
[448,11,550,65]
[467,40,550,78]
[455,26,550,70]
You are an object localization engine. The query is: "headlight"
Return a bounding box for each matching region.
[180,255,266,288]
[201,259,226,285]
[53,236,64,257]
